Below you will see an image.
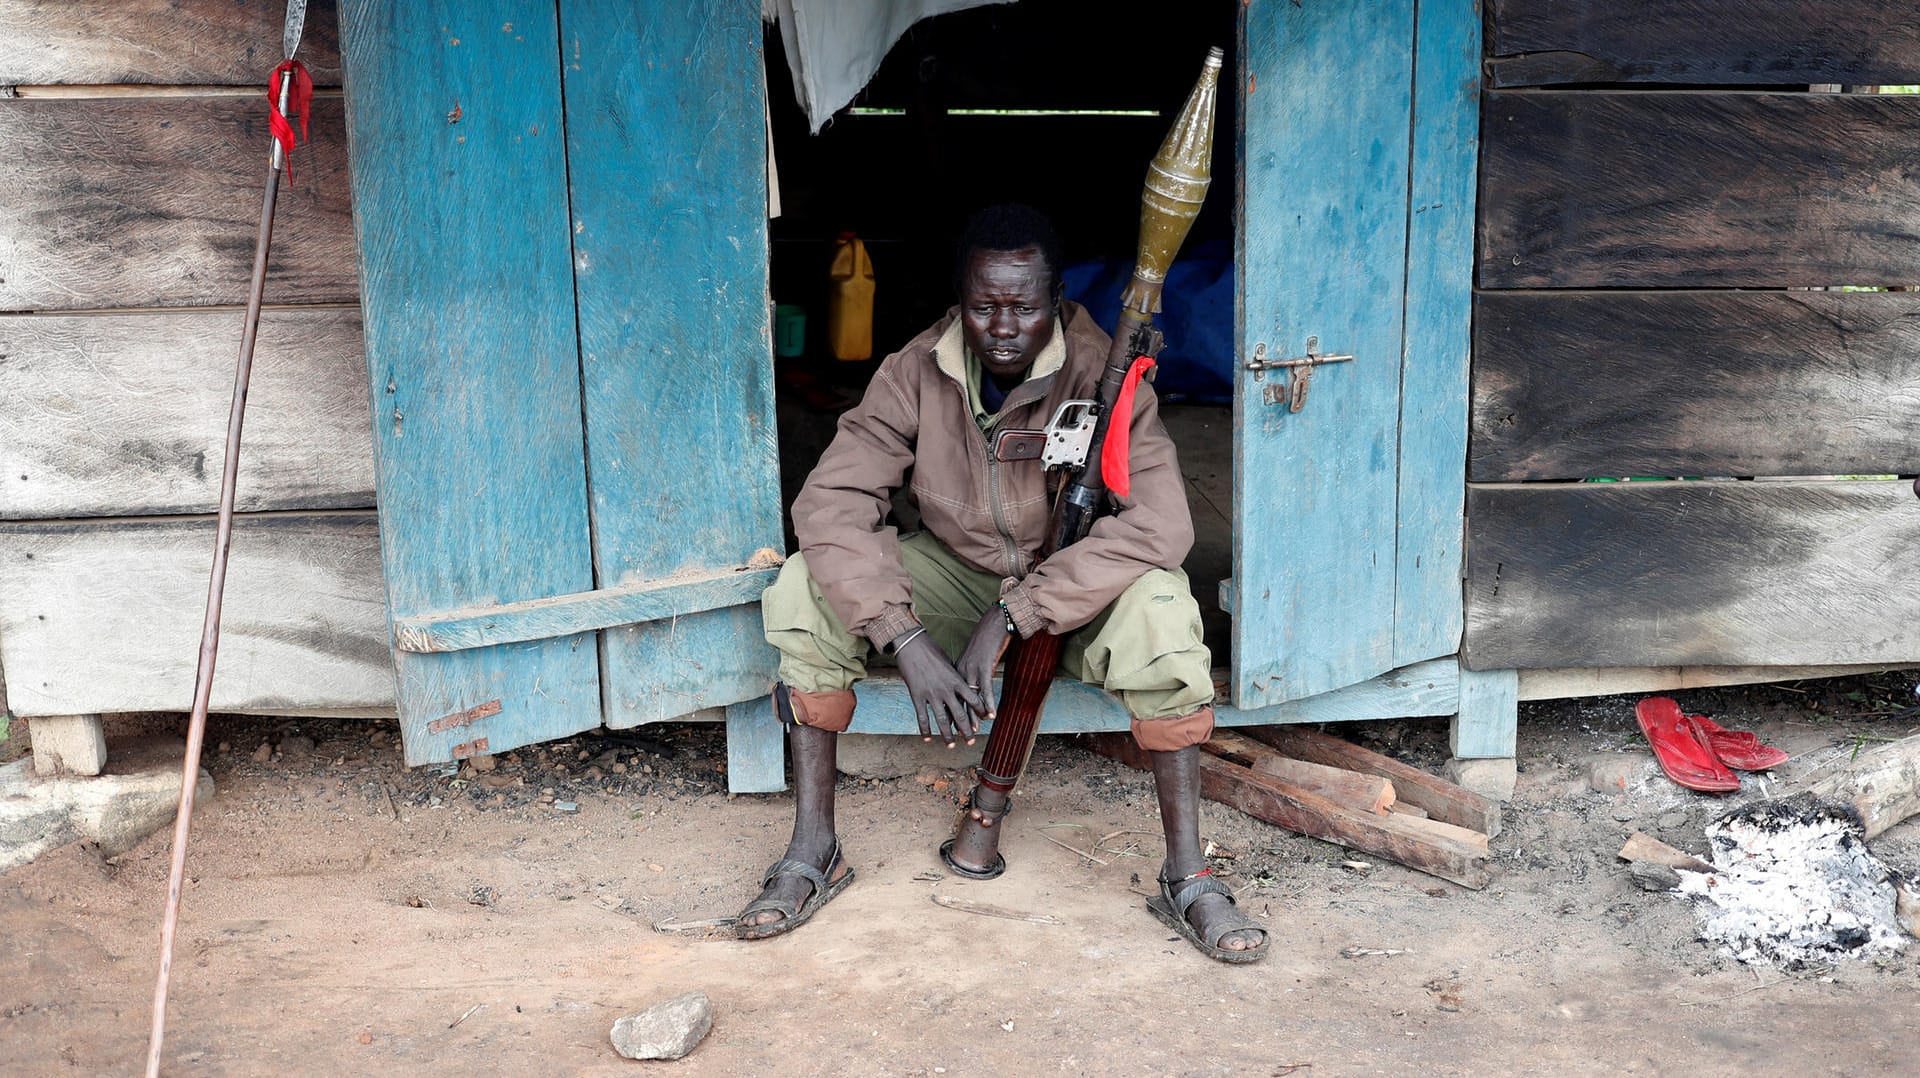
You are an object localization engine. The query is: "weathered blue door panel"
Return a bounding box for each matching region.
[339,1,601,763]
[558,0,782,725]
[1393,0,1480,667]
[1233,0,1414,707]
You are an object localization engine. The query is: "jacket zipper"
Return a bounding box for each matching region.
[985,448,1025,578]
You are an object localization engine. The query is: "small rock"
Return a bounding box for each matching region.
[468,754,497,773]
[612,762,628,774]
[217,742,231,755]
[583,766,604,782]
[610,991,712,1061]
[1584,752,1658,795]
[1443,758,1516,802]
[1628,861,1681,892]
[251,742,274,764]
[1610,804,1637,823]
[279,734,316,757]
[1656,810,1689,832]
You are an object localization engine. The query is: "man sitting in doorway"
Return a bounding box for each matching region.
[736,204,1267,962]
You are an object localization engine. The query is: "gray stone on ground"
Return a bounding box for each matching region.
[834,732,983,780]
[610,991,712,1061]
[1,737,212,873]
[1444,757,1517,802]
[1584,752,1658,795]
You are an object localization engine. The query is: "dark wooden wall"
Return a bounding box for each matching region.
[0,0,393,715]
[1465,0,1920,670]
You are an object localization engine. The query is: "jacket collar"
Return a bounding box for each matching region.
[931,311,1069,422]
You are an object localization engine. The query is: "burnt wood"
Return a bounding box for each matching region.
[1478,92,1920,289]
[0,308,374,519]
[0,96,354,312]
[0,0,342,86]
[1464,481,1920,670]
[1486,1,1920,88]
[1470,291,1920,481]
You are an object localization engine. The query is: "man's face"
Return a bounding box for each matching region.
[960,246,1057,382]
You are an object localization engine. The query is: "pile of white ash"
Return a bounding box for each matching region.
[1678,794,1908,969]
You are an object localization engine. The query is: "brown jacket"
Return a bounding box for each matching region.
[792,300,1193,645]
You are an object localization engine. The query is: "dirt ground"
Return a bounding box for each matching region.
[4,673,1919,1077]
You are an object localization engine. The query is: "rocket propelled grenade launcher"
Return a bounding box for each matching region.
[941,47,1222,880]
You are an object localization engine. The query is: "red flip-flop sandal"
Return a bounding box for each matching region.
[1634,697,1740,793]
[1686,713,1790,771]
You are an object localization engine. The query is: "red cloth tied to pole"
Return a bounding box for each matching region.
[267,59,314,183]
[1099,355,1157,498]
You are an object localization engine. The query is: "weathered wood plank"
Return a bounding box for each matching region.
[0,97,355,312]
[391,566,780,654]
[559,0,784,728]
[1471,291,1920,481]
[1233,0,1412,706]
[1241,724,1501,837]
[1464,481,1920,670]
[0,513,390,716]
[1486,0,1920,87]
[339,0,600,766]
[0,308,373,518]
[1091,734,1492,889]
[0,0,343,86]
[1392,0,1477,668]
[1452,665,1518,759]
[1478,92,1920,289]
[1518,662,1917,702]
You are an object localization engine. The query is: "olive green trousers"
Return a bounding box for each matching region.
[762,532,1214,725]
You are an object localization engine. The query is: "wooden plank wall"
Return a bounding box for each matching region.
[1467,1,1920,670]
[0,0,391,716]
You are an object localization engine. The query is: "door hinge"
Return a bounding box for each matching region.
[1246,336,1354,412]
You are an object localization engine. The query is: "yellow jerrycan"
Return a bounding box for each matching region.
[827,231,875,361]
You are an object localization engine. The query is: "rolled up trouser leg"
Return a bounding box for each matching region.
[1060,567,1216,750]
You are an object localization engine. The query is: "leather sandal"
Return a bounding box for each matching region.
[1147,867,1270,964]
[735,841,854,941]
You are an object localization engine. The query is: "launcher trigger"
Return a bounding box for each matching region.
[991,399,1098,468]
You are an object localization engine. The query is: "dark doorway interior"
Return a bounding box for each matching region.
[765,1,1239,658]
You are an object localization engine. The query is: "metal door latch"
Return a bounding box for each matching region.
[1246,336,1353,412]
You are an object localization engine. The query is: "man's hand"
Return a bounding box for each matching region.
[954,607,1013,723]
[894,631,987,746]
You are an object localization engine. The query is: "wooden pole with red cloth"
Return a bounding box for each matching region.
[146,4,312,1074]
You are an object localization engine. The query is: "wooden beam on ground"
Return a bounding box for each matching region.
[1239,725,1501,838]
[1617,831,1714,875]
[1809,735,1920,840]
[1478,92,1920,289]
[1089,735,1492,890]
[1470,291,1920,482]
[1464,480,1920,670]
[1205,731,1395,815]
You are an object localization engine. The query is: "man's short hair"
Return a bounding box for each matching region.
[954,203,1064,299]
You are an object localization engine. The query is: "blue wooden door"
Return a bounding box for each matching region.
[1231,0,1478,709]
[340,1,778,763]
